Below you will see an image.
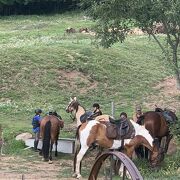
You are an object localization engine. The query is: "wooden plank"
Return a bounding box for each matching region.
[25,138,75,154]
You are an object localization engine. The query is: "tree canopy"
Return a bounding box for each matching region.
[81,0,180,89]
[0,0,80,15]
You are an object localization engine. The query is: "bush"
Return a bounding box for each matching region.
[4,139,25,154]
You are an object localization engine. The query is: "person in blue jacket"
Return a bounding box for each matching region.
[32,109,42,151]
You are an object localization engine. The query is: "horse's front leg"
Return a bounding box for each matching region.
[164,133,173,153]
[72,145,89,179]
[49,142,53,164]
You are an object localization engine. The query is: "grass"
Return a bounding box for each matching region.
[0,11,179,179]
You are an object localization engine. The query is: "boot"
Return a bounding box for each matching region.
[34,140,39,152]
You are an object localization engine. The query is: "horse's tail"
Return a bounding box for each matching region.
[42,120,51,160]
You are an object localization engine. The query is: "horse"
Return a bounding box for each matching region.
[65,97,110,127]
[136,107,178,161]
[40,111,64,163]
[66,97,159,179]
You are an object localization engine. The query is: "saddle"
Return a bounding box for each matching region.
[106,118,135,140]
[162,111,174,124]
[155,107,176,124]
[48,111,62,119]
[80,111,94,123]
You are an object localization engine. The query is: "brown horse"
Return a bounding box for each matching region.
[40,112,64,162]
[137,107,178,162]
[66,97,159,179]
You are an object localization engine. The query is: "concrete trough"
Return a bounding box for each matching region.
[25,138,75,154]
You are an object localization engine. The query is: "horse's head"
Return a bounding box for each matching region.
[66,97,79,113]
[59,119,64,129]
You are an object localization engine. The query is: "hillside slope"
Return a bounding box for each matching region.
[0,12,179,180]
[0,12,176,131]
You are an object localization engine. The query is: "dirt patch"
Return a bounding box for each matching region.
[0,155,82,180]
[144,76,180,111]
[0,150,99,180]
[58,70,98,94]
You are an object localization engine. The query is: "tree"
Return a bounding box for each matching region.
[81,0,180,89]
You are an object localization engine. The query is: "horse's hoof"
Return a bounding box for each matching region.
[76,174,82,179]
[49,160,53,164]
[150,165,160,171]
[42,158,48,162]
[72,173,77,178]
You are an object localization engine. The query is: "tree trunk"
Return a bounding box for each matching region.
[172,49,180,90]
[174,69,180,90]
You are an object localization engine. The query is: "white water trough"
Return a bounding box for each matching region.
[25,138,75,154]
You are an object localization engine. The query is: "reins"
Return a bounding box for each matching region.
[70,113,76,122]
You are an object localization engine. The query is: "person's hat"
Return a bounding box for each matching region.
[35,109,42,114]
[93,103,100,109]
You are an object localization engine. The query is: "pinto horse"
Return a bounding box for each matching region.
[66,97,159,179]
[137,107,178,161]
[40,112,64,162]
[66,97,110,127]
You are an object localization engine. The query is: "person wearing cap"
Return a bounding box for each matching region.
[132,105,143,123]
[32,109,42,151]
[91,103,102,119]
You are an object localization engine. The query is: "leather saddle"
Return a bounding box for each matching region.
[162,111,174,124]
[80,111,94,123]
[106,117,135,140]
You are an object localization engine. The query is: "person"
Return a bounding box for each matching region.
[32,109,42,151]
[132,105,143,123]
[92,103,102,118]
[120,112,128,120]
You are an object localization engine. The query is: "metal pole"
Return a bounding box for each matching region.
[110,101,115,180]
[111,101,114,118]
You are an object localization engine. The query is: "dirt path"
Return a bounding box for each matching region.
[0,148,98,180]
[0,155,81,180]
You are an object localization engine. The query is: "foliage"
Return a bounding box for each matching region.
[170,122,180,142]
[0,0,80,15]
[4,139,25,154]
[81,0,180,89]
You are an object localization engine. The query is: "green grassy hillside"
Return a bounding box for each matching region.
[0,12,179,179]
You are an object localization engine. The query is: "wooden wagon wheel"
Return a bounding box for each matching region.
[88,151,143,180]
